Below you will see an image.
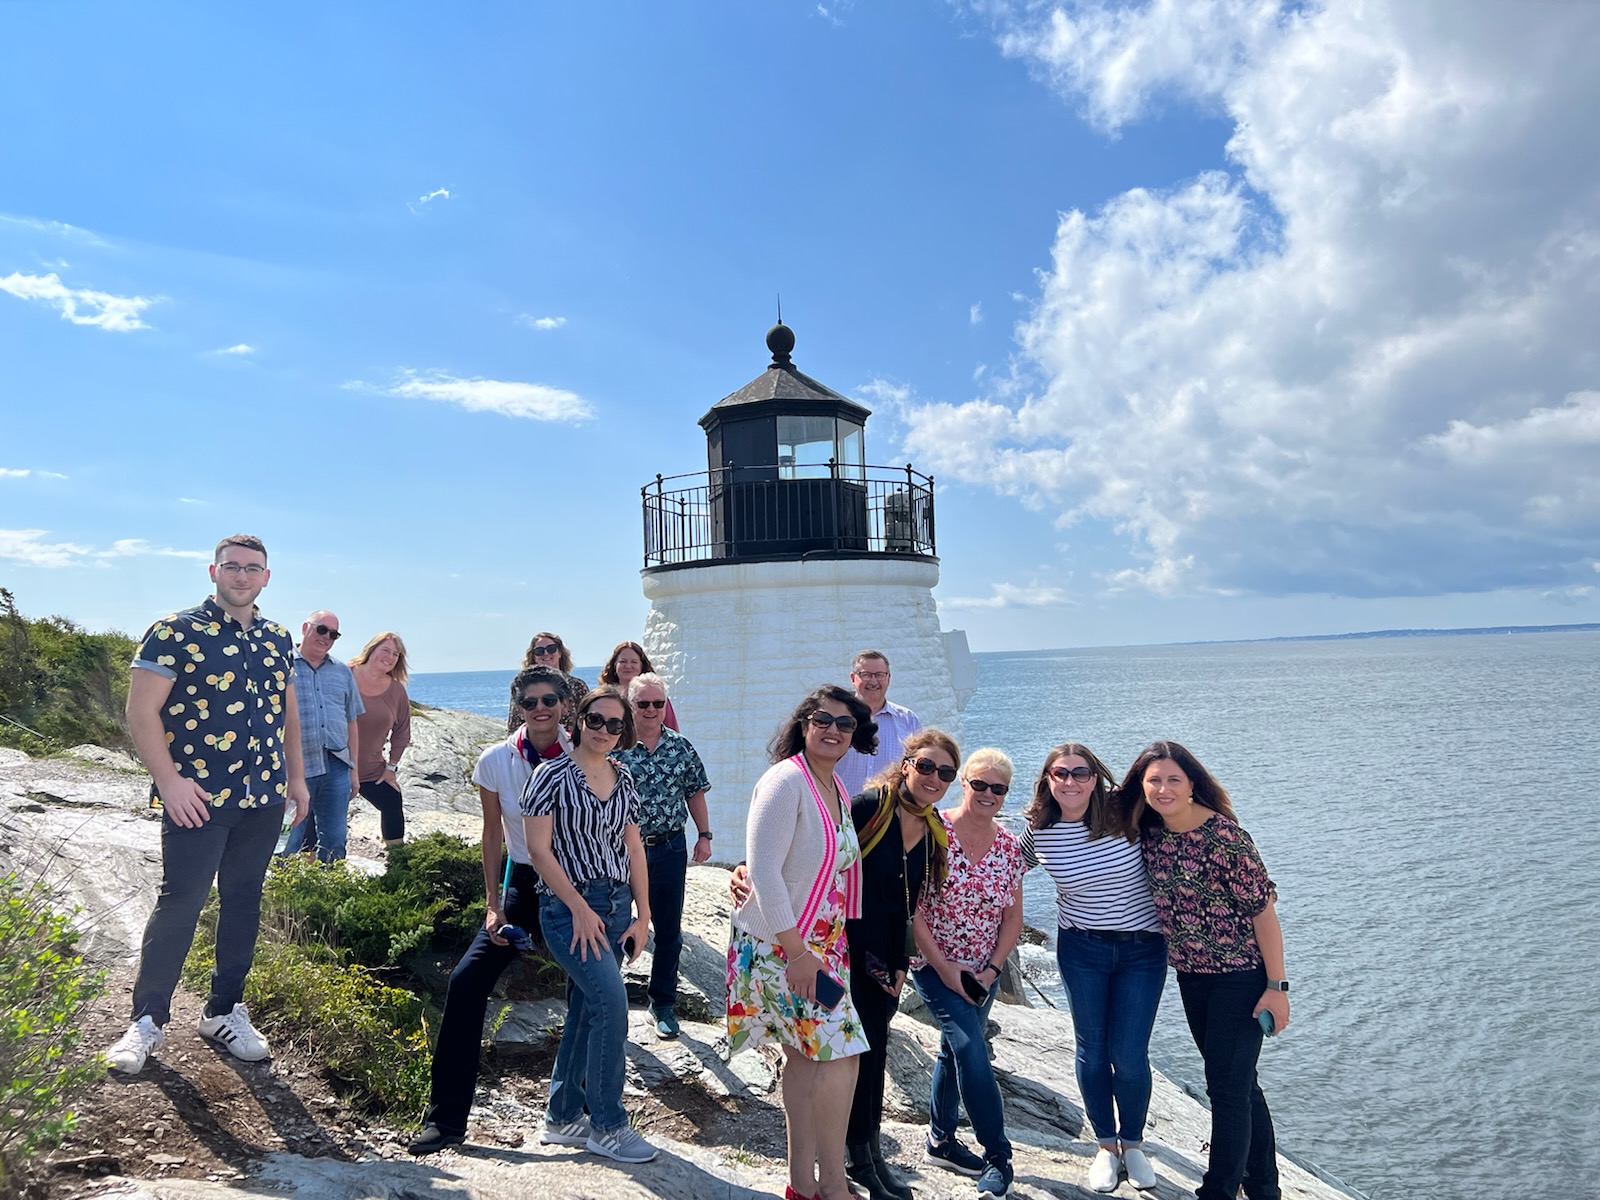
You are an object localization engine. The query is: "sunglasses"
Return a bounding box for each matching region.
[532,643,561,656]
[518,693,562,710]
[807,712,858,733]
[1050,765,1096,783]
[967,778,1010,796]
[909,757,958,783]
[635,699,667,710]
[311,623,341,641]
[582,712,626,735]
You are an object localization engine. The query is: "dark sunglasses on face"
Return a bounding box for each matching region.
[518,693,562,710]
[532,643,560,656]
[807,712,858,733]
[311,623,341,641]
[909,757,958,783]
[967,778,1010,796]
[635,699,667,710]
[1050,765,1096,783]
[582,712,626,735]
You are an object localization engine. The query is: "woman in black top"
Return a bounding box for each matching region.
[734,726,960,1200]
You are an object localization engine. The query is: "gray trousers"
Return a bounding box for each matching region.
[131,801,283,1026]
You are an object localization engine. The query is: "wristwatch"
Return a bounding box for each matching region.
[697,830,713,841]
[1265,980,1290,992]
[980,961,1001,976]
[386,762,401,772]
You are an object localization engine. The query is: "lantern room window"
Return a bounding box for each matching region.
[778,415,866,481]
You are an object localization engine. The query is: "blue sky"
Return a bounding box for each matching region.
[3,2,1598,671]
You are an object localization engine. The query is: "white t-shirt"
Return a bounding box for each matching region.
[472,730,569,865]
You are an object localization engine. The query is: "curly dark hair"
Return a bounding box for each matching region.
[766,685,877,764]
[1023,742,1124,841]
[510,665,571,704]
[1115,739,1237,835]
[571,684,636,751]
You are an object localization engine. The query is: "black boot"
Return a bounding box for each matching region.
[846,1141,899,1200]
[870,1135,915,1200]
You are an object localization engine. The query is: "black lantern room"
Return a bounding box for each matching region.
[641,323,936,569]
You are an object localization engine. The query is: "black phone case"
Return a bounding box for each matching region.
[814,969,847,1010]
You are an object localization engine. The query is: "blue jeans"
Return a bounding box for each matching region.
[1054,927,1168,1145]
[912,965,1011,1165]
[540,879,635,1133]
[643,833,688,1012]
[1178,968,1280,1200]
[282,754,350,861]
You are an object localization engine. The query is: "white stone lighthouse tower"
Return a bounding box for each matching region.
[639,322,976,847]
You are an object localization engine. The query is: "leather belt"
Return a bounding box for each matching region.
[641,829,686,848]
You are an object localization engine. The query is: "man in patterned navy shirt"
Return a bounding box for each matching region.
[106,534,310,1075]
[609,671,711,1039]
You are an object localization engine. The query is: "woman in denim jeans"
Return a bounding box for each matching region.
[522,686,656,1164]
[1021,743,1166,1193]
[1119,741,1290,1200]
[910,747,1027,1200]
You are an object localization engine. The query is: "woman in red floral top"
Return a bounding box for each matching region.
[1119,741,1290,1200]
[910,747,1026,1200]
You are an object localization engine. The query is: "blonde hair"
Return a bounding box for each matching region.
[962,746,1013,782]
[349,631,410,684]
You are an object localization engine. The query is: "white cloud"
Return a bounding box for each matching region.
[0,468,68,480]
[0,212,109,246]
[347,369,594,423]
[407,187,451,215]
[178,497,204,505]
[214,343,256,356]
[0,530,207,567]
[518,314,567,331]
[969,302,983,325]
[941,582,1073,610]
[0,271,156,331]
[911,0,1600,599]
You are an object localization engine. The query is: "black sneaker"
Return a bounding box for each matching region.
[977,1158,1014,1199]
[926,1135,985,1176]
[408,1124,465,1155]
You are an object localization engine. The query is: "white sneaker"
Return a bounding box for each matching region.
[197,1002,271,1061]
[585,1123,658,1163]
[1088,1146,1122,1192]
[1122,1146,1157,1189]
[106,1016,165,1074]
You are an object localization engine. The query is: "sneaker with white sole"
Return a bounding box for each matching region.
[1088,1146,1122,1192]
[197,1002,271,1061]
[541,1114,593,1146]
[106,1016,165,1074]
[925,1135,986,1176]
[586,1123,658,1163]
[1122,1145,1157,1189]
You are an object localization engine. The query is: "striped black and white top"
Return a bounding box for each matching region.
[1020,821,1162,933]
[520,755,640,895]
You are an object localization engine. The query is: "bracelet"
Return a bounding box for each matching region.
[697,830,713,841]
[980,961,1000,976]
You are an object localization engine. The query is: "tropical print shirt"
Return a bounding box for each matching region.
[1142,813,1277,973]
[609,726,711,837]
[912,813,1026,973]
[132,595,296,812]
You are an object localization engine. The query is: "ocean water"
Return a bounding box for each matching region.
[410,631,1600,1200]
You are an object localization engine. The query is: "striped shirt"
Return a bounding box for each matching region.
[520,754,640,894]
[1020,821,1161,933]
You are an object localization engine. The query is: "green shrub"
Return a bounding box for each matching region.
[0,874,106,1195]
[383,833,487,949]
[0,589,135,754]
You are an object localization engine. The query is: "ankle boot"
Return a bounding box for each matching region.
[869,1135,915,1200]
[845,1141,899,1200]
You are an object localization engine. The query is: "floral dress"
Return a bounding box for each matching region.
[726,810,868,1061]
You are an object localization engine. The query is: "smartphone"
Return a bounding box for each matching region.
[960,970,988,1004]
[622,935,637,958]
[1257,1008,1276,1036]
[813,969,847,1010]
[864,951,894,991]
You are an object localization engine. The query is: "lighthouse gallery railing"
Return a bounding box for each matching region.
[641,462,936,568]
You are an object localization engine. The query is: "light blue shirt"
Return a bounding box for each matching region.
[291,650,364,777]
[836,698,923,797]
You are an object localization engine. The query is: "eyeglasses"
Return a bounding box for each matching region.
[532,643,560,657]
[967,778,1010,796]
[216,562,266,577]
[1050,765,1095,783]
[582,712,626,735]
[518,693,562,710]
[635,699,667,710]
[909,757,958,783]
[855,670,888,682]
[310,623,342,642]
[807,712,858,733]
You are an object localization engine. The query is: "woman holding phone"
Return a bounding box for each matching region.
[1117,740,1289,1200]
[521,685,654,1165]
[726,685,878,1200]
[910,748,1027,1200]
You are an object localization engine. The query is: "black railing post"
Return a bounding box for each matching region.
[829,457,840,553]
[927,473,936,555]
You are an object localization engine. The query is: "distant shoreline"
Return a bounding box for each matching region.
[979,621,1600,657]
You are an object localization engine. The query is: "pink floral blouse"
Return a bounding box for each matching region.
[913,814,1027,972]
[1142,812,1277,973]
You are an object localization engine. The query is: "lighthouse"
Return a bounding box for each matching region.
[638,322,976,844]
